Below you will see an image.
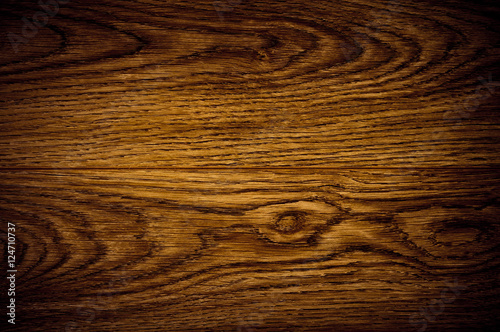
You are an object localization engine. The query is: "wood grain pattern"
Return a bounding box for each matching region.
[1,169,499,331]
[0,0,499,167]
[1,0,500,331]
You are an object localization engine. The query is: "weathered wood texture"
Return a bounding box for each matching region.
[0,0,499,167]
[1,169,499,331]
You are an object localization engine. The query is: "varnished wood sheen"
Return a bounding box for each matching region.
[1,0,499,331]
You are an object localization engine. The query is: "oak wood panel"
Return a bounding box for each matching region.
[1,0,500,331]
[1,169,499,331]
[0,0,499,167]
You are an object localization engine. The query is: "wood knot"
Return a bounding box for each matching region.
[243,200,342,245]
[274,211,305,234]
[394,206,500,260]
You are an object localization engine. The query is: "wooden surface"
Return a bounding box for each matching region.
[1,0,499,331]
[1,169,499,331]
[0,0,499,167]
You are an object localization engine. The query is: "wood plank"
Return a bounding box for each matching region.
[1,169,498,331]
[0,0,499,167]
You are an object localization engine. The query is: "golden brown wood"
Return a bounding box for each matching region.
[0,0,499,167]
[1,169,499,331]
[1,0,500,331]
